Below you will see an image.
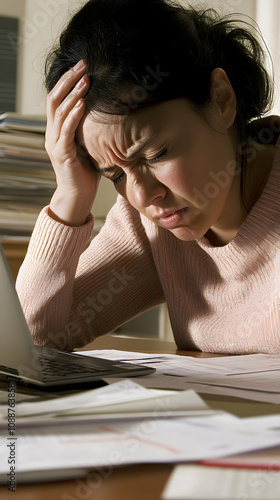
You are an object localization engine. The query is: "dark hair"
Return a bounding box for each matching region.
[45,0,273,132]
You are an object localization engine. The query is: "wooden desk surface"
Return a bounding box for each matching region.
[1,336,279,499]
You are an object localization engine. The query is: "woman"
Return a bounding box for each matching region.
[16,0,280,353]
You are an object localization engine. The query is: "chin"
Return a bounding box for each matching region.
[169,226,206,241]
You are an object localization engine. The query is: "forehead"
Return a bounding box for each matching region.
[76,99,195,157]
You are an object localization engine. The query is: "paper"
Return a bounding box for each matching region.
[238,413,280,431]
[1,376,280,476]
[199,371,280,394]
[80,350,280,404]
[200,415,280,468]
[201,447,280,470]
[162,465,280,500]
[116,373,280,404]
[2,379,157,417]
[81,351,280,376]
[14,468,90,484]
[0,380,211,422]
[2,412,280,474]
[0,391,37,404]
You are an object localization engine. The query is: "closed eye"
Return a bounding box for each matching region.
[147,148,168,164]
[112,148,168,185]
[112,171,126,185]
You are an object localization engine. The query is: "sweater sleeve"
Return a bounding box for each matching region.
[16,196,165,350]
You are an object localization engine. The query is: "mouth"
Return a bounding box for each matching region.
[154,208,188,229]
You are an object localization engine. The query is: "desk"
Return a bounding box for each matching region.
[1,336,279,500]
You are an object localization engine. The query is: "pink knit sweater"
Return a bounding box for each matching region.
[16,142,280,354]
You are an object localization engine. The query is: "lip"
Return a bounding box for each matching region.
[154,208,184,220]
[154,208,188,229]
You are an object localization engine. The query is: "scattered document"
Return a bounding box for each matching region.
[0,380,216,425]
[162,465,280,500]
[0,391,37,404]
[80,350,280,375]
[1,377,280,477]
[2,411,280,474]
[122,373,280,404]
[201,414,280,469]
[201,446,280,470]
[79,350,280,404]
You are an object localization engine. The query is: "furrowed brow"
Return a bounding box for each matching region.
[95,133,159,173]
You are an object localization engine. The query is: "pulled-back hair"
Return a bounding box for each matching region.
[45,0,273,133]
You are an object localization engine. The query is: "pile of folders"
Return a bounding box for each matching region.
[0,112,55,239]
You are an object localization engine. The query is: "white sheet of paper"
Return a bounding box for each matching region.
[1,379,156,418]
[0,391,38,404]
[162,465,280,500]
[0,381,211,422]
[201,445,280,469]
[1,391,220,430]
[80,350,280,403]
[110,373,280,404]
[239,413,280,431]
[198,371,280,393]
[81,351,280,376]
[2,412,280,474]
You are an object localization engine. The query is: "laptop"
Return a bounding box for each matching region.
[0,244,155,389]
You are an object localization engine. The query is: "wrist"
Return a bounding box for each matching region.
[49,189,93,226]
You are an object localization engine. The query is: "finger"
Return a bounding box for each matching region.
[46,60,87,123]
[58,98,87,156]
[48,75,90,143]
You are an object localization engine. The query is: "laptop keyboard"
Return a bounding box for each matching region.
[38,355,108,380]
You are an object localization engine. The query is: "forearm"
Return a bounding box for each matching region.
[16,199,165,350]
[16,206,94,349]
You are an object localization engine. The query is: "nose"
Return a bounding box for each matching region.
[128,171,167,208]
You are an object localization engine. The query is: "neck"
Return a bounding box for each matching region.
[242,139,275,212]
[206,140,275,247]
[206,171,246,246]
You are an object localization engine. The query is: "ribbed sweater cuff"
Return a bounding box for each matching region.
[27,206,94,267]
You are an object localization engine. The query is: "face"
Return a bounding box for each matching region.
[77,94,238,242]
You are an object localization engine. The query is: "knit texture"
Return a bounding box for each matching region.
[16,142,280,353]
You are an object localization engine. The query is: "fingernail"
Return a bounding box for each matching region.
[76,76,86,89]
[73,60,85,71]
[75,99,84,108]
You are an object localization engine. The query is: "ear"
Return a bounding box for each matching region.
[209,68,236,131]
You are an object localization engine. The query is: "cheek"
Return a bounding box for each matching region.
[159,157,212,198]
[182,138,234,191]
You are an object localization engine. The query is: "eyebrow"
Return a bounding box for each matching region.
[95,133,159,173]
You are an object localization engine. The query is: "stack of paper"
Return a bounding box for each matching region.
[84,350,280,404]
[0,113,55,239]
[0,379,217,426]
[1,380,280,478]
